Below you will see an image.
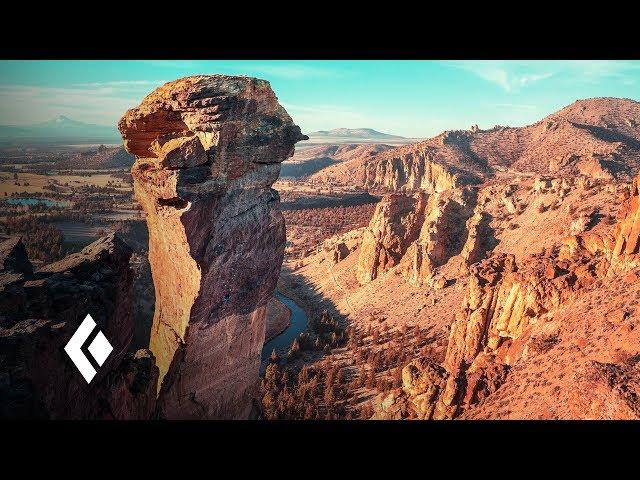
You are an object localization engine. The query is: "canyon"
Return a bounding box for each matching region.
[278,97,640,419]
[3,81,640,421]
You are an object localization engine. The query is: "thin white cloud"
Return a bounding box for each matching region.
[447,61,553,92]
[562,60,640,83]
[447,60,640,92]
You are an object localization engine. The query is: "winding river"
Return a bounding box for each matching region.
[261,292,309,363]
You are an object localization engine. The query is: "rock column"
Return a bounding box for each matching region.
[118,75,306,419]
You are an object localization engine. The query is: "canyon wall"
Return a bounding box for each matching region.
[363,144,474,193]
[363,148,464,193]
[357,187,476,286]
[356,193,427,283]
[119,75,305,419]
[375,172,640,419]
[0,234,158,419]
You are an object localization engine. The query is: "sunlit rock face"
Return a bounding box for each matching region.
[356,193,427,284]
[356,188,476,286]
[119,75,306,419]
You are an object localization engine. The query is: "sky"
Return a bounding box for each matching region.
[0,60,638,138]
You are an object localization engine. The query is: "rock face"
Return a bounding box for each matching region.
[377,174,640,419]
[363,148,467,193]
[0,234,158,419]
[401,189,475,285]
[356,193,427,283]
[357,188,476,285]
[610,176,640,267]
[119,75,306,419]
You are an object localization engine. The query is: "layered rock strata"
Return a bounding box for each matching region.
[118,75,305,419]
[363,148,467,193]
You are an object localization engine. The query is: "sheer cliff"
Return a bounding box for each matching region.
[119,75,306,419]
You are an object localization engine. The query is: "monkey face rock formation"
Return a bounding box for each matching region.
[119,75,306,419]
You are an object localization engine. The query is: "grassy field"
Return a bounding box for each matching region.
[0,171,131,196]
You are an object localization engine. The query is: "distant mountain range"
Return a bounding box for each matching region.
[302,128,418,145]
[307,128,407,139]
[0,116,121,144]
[0,118,418,147]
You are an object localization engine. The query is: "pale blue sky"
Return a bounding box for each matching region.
[0,60,638,138]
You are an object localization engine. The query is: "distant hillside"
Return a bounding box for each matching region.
[0,115,121,144]
[54,145,134,170]
[282,144,393,179]
[302,128,417,146]
[311,97,640,189]
[307,128,406,139]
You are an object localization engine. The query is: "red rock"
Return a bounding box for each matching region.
[356,193,426,283]
[119,75,305,419]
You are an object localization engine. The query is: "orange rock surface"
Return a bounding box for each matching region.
[119,75,306,419]
[291,98,640,419]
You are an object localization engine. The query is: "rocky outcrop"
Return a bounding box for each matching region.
[459,210,495,269]
[363,148,464,193]
[356,193,427,283]
[0,234,158,419]
[401,189,475,285]
[609,176,640,267]
[119,75,305,419]
[331,241,351,265]
[0,236,32,278]
[561,174,640,274]
[380,175,640,419]
[357,188,476,286]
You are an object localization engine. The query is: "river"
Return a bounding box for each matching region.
[6,197,71,207]
[261,291,309,363]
